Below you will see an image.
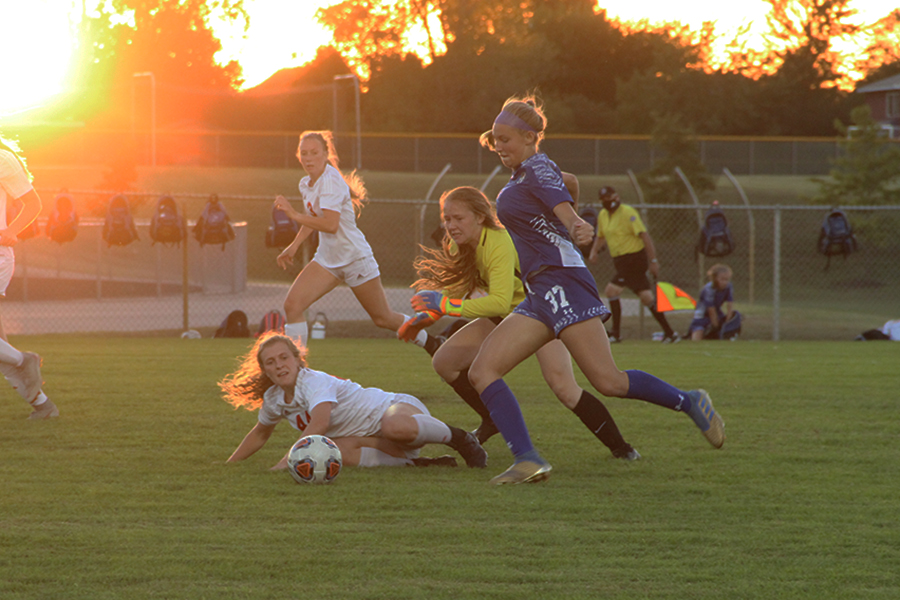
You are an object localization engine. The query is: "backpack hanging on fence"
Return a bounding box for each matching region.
[214,310,250,338]
[102,195,139,247]
[46,193,79,244]
[817,209,857,270]
[150,195,185,246]
[193,194,235,250]
[265,206,298,248]
[256,310,286,337]
[696,202,733,259]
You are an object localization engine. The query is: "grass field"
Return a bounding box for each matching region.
[2,336,898,599]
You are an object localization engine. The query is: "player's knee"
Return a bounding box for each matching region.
[283,297,306,322]
[381,415,415,444]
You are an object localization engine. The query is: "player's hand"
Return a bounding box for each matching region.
[276,247,296,269]
[398,311,440,342]
[0,228,18,247]
[648,260,660,277]
[570,219,593,247]
[274,195,297,217]
[411,291,463,317]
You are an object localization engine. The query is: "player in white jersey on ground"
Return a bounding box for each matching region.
[273,131,440,355]
[220,333,487,469]
[0,134,54,419]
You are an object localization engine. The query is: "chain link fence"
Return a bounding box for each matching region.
[9,188,899,340]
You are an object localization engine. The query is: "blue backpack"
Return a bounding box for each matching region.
[817,209,857,270]
[193,194,235,250]
[697,203,733,258]
[102,195,139,247]
[265,205,298,248]
[150,195,185,246]
[46,193,79,244]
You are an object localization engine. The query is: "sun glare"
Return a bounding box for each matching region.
[0,1,76,117]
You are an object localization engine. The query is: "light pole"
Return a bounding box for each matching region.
[132,72,156,167]
[333,74,361,170]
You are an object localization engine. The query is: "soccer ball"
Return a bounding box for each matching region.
[287,435,342,484]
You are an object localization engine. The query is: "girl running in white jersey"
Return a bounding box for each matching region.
[273,131,440,354]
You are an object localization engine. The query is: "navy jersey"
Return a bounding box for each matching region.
[693,282,734,321]
[495,153,584,280]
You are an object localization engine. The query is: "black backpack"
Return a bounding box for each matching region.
[697,203,733,258]
[818,209,857,269]
[194,194,235,250]
[102,195,139,247]
[265,206,298,248]
[150,195,185,246]
[214,310,250,338]
[46,194,79,244]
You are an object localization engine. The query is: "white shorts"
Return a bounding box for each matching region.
[315,255,381,287]
[0,247,14,297]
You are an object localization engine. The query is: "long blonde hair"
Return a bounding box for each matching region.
[479,93,547,152]
[298,130,367,213]
[218,333,308,411]
[412,186,502,298]
[0,134,32,182]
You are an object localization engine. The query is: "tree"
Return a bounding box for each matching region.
[638,114,715,205]
[80,0,248,128]
[814,105,900,206]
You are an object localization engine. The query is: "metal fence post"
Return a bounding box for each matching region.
[773,206,781,341]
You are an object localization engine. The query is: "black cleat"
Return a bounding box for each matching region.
[473,420,499,445]
[450,431,488,468]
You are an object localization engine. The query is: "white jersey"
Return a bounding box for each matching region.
[258,368,429,438]
[0,149,31,267]
[882,319,900,341]
[298,163,373,268]
[0,149,33,230]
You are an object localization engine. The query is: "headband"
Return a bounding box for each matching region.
[493,110,538,133]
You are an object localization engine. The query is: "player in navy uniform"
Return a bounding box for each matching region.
[417,96,724,484]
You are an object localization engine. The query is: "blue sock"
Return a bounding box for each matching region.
[480,379,535,459]
[625,370,690,412]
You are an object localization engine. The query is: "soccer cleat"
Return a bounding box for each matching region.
[473,420,499,445]
[17,352,43,403]
[612,444,641,461]
[411,455,458,467]
[490,459,552,485]
[662,332,682,344]
[450,431,488,468]
[686,389,725,449]
[27,398,59,420]
[608,334,623,344]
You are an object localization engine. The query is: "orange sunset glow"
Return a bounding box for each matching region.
[0,0,896,116]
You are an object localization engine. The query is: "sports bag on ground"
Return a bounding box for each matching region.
[102,195,139,247]
[256,310,286,337]
[214,310,250,338]
[46,193,79,244]
[696,202,733,258]
[194,194,235,250]
[265,206,298,248]
[817,209,857,270]
[150,195,185,246]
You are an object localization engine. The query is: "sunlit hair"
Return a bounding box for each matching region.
[412,186,501,297]
[479,93,547,152]
[0,133,33,182]
[297,130,367,213]
[707,263,733,283]
[218,333,308,411]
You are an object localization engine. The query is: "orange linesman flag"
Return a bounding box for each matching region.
[656,281,697,312]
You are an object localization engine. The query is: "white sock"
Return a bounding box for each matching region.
[358,447,413,467]
[30,392,48,407]
[0,361,33,401]
[284,322,308,347]
[414,329,429,348]
[0,339,24,366]
[412,414,452,446]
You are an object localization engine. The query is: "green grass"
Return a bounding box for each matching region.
[1,337,898,599]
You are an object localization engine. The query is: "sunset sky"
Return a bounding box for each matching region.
[0,0,896,116]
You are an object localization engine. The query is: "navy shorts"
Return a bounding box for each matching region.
[514,267,611,337]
